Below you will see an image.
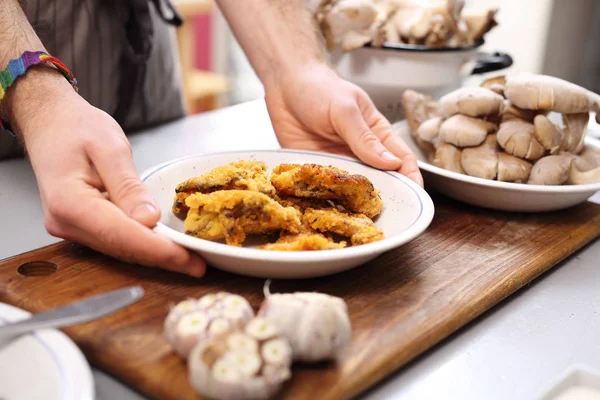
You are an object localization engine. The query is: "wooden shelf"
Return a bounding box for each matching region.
[173,0,230,113]
[173,0,213,16]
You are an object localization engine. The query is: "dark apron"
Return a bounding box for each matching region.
[0,0,186,160]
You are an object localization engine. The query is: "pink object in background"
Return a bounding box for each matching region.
[194,13,212,71]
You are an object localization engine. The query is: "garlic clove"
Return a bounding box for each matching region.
[261,338,292,366]
[245,318,279,341]
[198,293,217,309]
[209,318,232,336]
[212,357,243,384]
[223,294,250,310]
[262,364,292,383]
[224,350,262,377]
[227,333,259,353]
[177,312,209,335]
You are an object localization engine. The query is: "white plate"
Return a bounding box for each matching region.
[0,303,94,400]
[140,149,434,279]
[394,120,600,212]
[537,365,600,400]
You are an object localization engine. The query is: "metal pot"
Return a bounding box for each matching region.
[329,39,513,122]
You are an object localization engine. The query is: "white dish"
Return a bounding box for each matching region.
[394,120,600,212]
[537,365,600,400]
[140,149,434,279]
[0,303,94,400]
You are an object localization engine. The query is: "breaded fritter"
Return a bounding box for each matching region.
[172,161,276,218]
[259,233,347,251]
[271,164,383,218]
[303,207,385,245]
[184,190,301,246]
[275,196,334,213]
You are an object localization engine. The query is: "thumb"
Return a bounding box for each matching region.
[332,101,403,170]
[89,140,160,227]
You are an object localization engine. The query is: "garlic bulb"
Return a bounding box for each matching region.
[188,317,292,400]
[257,281,352,362]
[164,292,254,359]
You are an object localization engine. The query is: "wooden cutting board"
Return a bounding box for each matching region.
[1,193,599,400]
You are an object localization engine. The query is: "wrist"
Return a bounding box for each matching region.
[1,65,77,137]
[262,59,336,95]
[263,61,341,97]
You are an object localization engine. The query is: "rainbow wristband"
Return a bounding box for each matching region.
[0,51,78,136]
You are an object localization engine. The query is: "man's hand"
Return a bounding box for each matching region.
[6,69,206,277]
[216,0,423,186]
[265,63,423,186]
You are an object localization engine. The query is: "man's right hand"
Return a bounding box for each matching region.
[4,68,206,277]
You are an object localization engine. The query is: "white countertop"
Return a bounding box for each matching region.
[1,100,599,400]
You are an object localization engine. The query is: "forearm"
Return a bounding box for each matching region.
[215,0,326,89]
[0,0,72,136]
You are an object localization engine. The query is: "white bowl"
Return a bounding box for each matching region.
[394,120,600,212]
[140,150,435,279]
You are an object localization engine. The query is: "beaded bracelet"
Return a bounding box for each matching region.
[0,51,78,136]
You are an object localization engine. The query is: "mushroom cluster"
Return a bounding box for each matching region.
[403,73,600,185]
[165,286,352,399]
[310,0,498,52]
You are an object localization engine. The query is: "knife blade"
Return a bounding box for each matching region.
[0,286,144,339]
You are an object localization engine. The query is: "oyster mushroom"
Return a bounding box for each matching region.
[528,154,575,185]
[481,75,506,95]
[462,8,498,41]
[497,118,545,160]
[460,134,499,180]
[497,153,532,183]
[416,116,443,143]
[438,87,505,119]
[533,114,564,154]
[438,114,497,147]
[323,0,381,51]
[433,143,464,174]
[573,145,600,171]
[503,100,538,122]
[505,73,600,123]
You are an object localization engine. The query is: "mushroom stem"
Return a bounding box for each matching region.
[567,164,600,185]
[561,113,589,154]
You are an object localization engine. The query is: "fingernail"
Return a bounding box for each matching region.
[131,202,158,222]
[381,150,401,162]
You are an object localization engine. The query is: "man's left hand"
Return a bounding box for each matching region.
[265,63,423,187]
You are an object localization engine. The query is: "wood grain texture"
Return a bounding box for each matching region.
[1,193,599,400]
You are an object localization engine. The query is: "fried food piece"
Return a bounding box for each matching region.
[276,196,334,212]
[184,190,301,246]
[259,233,347,251]
[303,208,384,245]
[172,161,276,218]
[271,164,383,218]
